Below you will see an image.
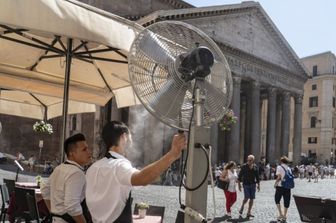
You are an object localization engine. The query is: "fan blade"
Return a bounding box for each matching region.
[202,80,228,119]
[138,31,175,66]
[149,79,188,120]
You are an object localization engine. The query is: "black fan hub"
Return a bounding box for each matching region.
[179,47,214,82]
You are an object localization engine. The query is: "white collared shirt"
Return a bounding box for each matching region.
[85,151,139,223]
[41,160,86,223]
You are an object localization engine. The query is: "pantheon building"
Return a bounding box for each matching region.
[0,0,309,166]
[78,0,309,165]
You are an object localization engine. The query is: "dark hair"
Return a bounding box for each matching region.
[102,121,129,150]
[64,133,86,156]
[224,161,236,170]
[280,156,290,164]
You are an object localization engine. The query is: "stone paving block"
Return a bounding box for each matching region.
[133,178,336,223]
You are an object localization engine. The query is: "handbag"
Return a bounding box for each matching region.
[217,179,229,190]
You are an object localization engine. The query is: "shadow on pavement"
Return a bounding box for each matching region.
[212,215,252,222]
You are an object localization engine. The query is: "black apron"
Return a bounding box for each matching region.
[105,152,133,223]
[51,161,92,223]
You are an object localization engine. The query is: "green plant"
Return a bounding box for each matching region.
[137,202,149,210]
[35,175,42,183]
[219,109,238,131]
[33,120,53,134]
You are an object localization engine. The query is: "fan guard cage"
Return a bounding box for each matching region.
[129,21,232,131]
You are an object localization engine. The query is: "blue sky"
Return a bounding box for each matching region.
[185,0,336,58]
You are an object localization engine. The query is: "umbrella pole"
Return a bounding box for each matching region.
[60,38,73,163]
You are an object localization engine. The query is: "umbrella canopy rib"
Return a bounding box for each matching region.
[74,55,128,63]
[30,37,59,70]
[30,93,48,121]
[3,28,27,34]
[0,34,61,54]
[82,43,113,93]
[0,25,64,54]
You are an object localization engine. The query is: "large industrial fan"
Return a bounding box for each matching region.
[128,21,233,222]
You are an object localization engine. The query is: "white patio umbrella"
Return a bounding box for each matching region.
[0,89,96,120]
[0,0,143,160]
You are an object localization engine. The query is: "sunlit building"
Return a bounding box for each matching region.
[300,51,336,163]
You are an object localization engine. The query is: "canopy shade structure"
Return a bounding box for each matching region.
[0,0,143,107]
[0,0,144,161]
[0,89,96,120]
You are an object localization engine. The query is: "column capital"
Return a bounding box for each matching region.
[251,81,260,89]
[282,91,291,102]
[294,94,303,104]
[268,87,277,97]
[232,76,242,86]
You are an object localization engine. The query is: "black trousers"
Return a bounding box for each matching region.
[275,186,291,208]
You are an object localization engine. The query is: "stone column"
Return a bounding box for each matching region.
[293,94,303,164]
[281,92,291,157]
[275,95,282,161]
[228,77,241,163]
[244,93,252,161]
[250,81,261,162]
[266,88,277,164]
[240,97,247,164]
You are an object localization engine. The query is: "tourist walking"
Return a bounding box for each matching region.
[220,161,238,217]
[307,163,314,182]
[274,156,294,222]
[237,155,260,219]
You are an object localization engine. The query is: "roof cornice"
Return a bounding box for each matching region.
[301,51,336,60]
[218,41,307,82]
[158,0,194,9]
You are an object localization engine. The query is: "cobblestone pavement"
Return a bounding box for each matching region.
[132,178,336,223]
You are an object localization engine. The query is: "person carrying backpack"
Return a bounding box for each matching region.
[274,156,294,222]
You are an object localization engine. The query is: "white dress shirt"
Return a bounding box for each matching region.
[85,151,139,223]
[41,160,86,223]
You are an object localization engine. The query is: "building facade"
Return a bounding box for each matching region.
[135,2,308,165]
[79,0,309,165]
[0,0,309,167]
[300,51,336,163]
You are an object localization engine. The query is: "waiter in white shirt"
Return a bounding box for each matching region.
[41,133,92,223]
[86,121,186,223]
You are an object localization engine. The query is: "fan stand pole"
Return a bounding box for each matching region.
[185,88,210,223]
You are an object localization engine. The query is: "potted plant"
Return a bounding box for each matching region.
[219,109,238,131]
[137,202,149,218]
[33,120,53,134]
[35,175,42,188]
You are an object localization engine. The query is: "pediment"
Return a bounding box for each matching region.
[139,2,308,78]
[187,12,298,72]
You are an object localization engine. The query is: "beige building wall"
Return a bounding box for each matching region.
[300,51,336,162]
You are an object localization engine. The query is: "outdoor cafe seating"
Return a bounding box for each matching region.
[1,179,49,223]
[1,178,166,223]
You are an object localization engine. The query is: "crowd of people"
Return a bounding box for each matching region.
[297,163,335,182]
[213,156,336,222]
[215,155,294,222]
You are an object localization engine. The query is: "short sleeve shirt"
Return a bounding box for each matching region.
[41,160,86,223]
[275,164,290,187]
[85,151,139,223]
